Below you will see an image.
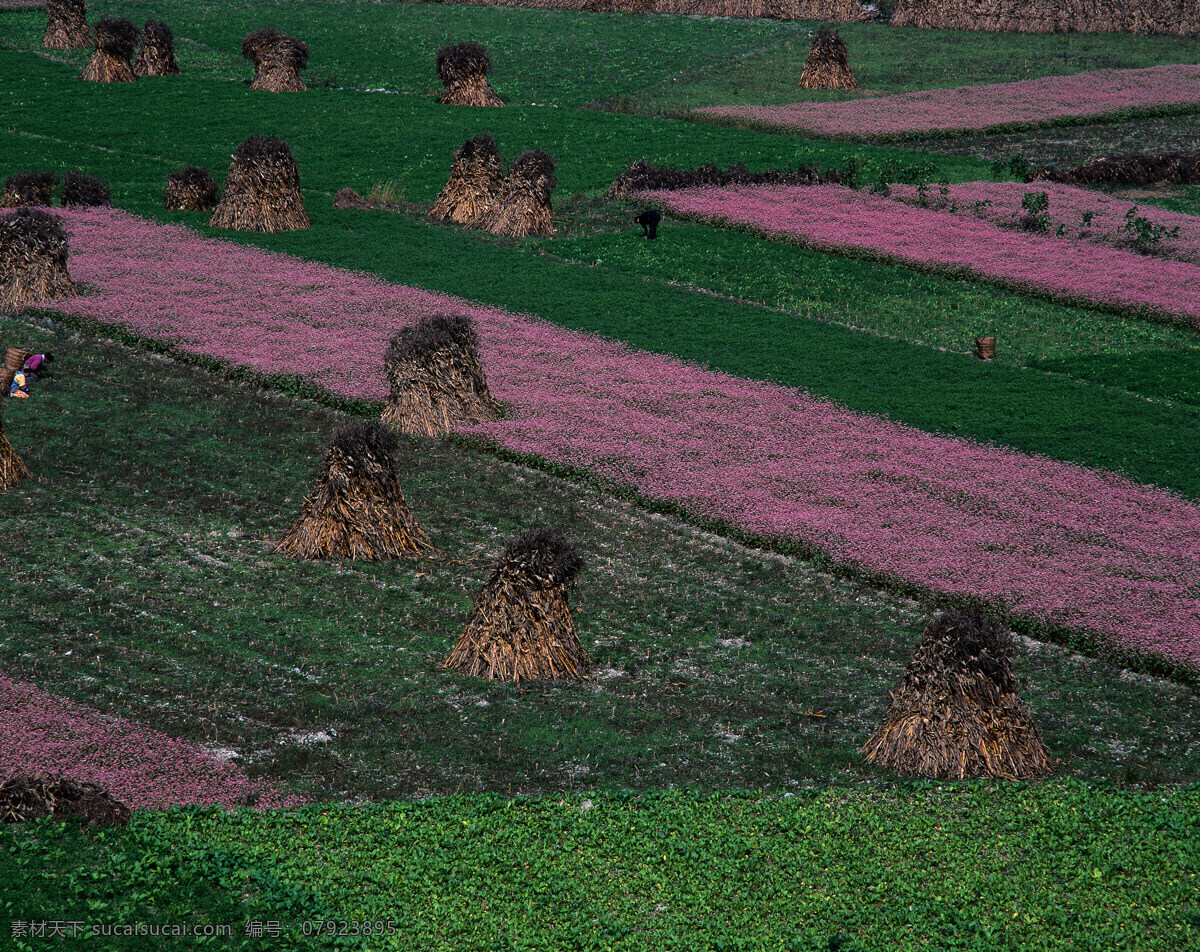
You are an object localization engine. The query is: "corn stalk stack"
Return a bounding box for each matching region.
[443,527,591,682]
[163,166,219,211]
[0,209,78,313]
[381,314,501,437]
[0,415,30,491]
[430,133,504,224]
[78,16,137,83]
[42,0,89,50]
[0,172,56,209]
[276,422,434,560]
[861,609,1052,780]
[436,42,503,107]
[242,27,309,92]
[473,149,557,238]
[0,773,131,826]
[60,170,110,207]
[799,29,857,90]
[209,136,310,232]
[134,18,180,77]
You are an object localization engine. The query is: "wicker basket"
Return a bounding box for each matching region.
[974,336,996,361]
[4,347,31,372]
[0,369,14,396]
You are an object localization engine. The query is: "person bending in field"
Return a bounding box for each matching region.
[635,209,660,239]
[21,353,53,382]
[8,372,29,398]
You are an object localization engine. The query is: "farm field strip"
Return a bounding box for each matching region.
[43,207,1200,678]
[697,64,1200,140]
[640,183,1200,327]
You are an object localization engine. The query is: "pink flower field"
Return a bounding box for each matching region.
[697,64,1200,139]
[638,183,1200,327]
[0,673,304,811]
[45,207,1200,675]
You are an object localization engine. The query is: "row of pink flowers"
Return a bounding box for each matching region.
[885,180,1200,265]
[638,183,1200,327]
[697,64,1200,139]
[43,207,1200,674]
[0,673,304,811]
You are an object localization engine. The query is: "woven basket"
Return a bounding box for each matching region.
[0,369,14,396]
[4,347,31,372]
[974,336,996,360]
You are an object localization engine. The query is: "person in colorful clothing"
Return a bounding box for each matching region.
[8,371,29,398]
[21,353,52,382]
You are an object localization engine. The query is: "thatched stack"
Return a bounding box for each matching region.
[381,314,501,437]
[60,170,110,207]
[42,0,90,50]
[78,16,138,84]
[436,42,503,107]
[0,172,56,208]
[430,133,504,224]
[799,29,857,90]
[1031,152,1200,187]
[0,209,78,313]
[242,27,309,92]
[134,19,180,77]
[208,136,310,232]
[163,166,219,211]
[890,0,1200,35]
[0,773,131,826]
[861,610,1052,780]
[443,527,590,682]
[473,149,556,238]
[276,422,435,561]
[0,415,30,491]
[607,159,830,199]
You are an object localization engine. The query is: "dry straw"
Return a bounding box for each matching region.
[0,209,78,313]
[332,187,371,209]
[473,149,557,238]
[0,415,30,491]
[134,18,180,77]
[430,133,504,224]
[861,609,1052,780]
[1032,152,1200,187]
[78,16,138,84]
[0,172,56,209]
[436,42,503,107]
[43,0,89,50]
[607,159,830,198]
[242,27,309,92]
[60,170,110,207]
[0,773,131,826]
[436,0,864,19]
[443,527,591,682]
[163,166,219,211]
[799,29,857,90]
[209,136,310,232]
[276,422,435,561]
[381,314,501,437]
[890,0,1200,35]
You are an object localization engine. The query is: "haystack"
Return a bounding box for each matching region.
[0,209,78,313]
[443,527,590,682]
[242,27,309,92]
[163,166,219,211]
[799,29,856,90]
[0,172,56,208]
[436,42,503,107]
[276,422,434,560]
[0,773,131,826]
[429,133,504,224]
[60,170,111,207]
[861,609,1051,780]
[473,149,556,238]
[0,415,30,491]
[381,314,501,437]
[208,136,310,232]
[332,187,370,209]
[78,16,138,83]
[134,19,180,77]
[42,0,89,50]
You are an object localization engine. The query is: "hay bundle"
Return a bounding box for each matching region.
[473,149,556,238]
[208,136,309,232]
[443,527,590,682]
[430,133,504,224]
[42,0,89,50]
[242,27,309,92]
[134,18,180,77]
[332,187,370,209]
[436,42,503,107]
[381,314,501,437]
[0,209,78,313]
[60,170,110,207]
[0,773,131,826]
[607,159,829,198]
[276,422,434,560]
[0,415,30,491]
[78,16,138,83]
[163,166,219,211]
[799,29,857,90]
[0,172,56,208]
[861,610,1052,780]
